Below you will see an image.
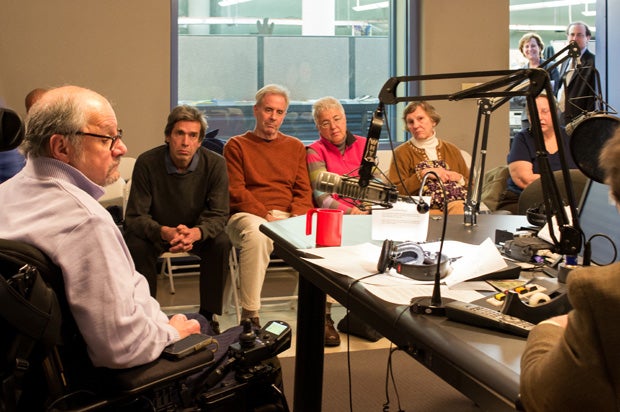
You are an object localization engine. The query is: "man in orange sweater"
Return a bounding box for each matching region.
[224,84,313,328]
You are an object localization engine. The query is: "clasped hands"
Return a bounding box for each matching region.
[421,167,463,183]
[161,224,201,253]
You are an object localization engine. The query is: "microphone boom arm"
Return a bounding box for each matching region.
[372,51,584,256]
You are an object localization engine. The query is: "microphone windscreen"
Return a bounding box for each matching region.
[569,113,620,183]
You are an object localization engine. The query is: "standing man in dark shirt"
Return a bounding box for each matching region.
[124,105,231,333]
[556,21,597,125]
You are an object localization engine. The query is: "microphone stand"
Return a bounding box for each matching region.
[373,61,584,257]
[410,171,454,316]
[374,42,583,231]
[450,67,582,255]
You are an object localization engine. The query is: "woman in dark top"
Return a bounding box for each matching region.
[497,92,576,214]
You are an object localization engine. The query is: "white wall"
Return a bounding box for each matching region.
[0,0,170,158]
[420,0,509,170]
[0,0,509,165]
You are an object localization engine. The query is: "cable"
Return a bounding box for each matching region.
[382,111,420,204]
[344,271,383,412]
[382,345,405,412]
[269,383,291,412]
[381,303,420,412]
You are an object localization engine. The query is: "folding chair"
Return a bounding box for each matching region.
[159,252,201,294]
[227,249,298,317]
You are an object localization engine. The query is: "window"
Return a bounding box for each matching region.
[509,1,596,68]
[508,1,597,136]
[174,0,392,143]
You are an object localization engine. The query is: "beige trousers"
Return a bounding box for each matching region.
[226,211,289,311]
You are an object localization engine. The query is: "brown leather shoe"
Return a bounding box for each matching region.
[324,314,341,347]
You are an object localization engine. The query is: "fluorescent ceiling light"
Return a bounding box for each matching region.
[510,24,571,31]
[218,0,251,6]
[180,17,303,26]
[179,17,370,27]
[352,1,389,12]
[509,0,595,12]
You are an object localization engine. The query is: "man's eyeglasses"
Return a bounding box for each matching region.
[75,129,123,150]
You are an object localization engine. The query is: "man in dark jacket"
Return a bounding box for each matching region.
[556,21,597,125]
[124,105,231,333]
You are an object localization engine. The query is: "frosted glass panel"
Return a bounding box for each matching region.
[355,36,389,98]
[179,36,257,102]
[263,37,350,100]
[177,35,389,141]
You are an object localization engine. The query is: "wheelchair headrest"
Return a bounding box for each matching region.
[0,107,24,152]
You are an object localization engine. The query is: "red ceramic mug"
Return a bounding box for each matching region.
[305,208,343,247]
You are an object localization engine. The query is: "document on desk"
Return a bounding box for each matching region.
[301,239,506,305]
[371,199,430,242]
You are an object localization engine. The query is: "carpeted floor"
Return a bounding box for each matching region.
[280,348,481,412]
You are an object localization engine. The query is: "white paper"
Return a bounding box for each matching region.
[300,239,508,305]
[371,198,431,242]
[536,205,573,245]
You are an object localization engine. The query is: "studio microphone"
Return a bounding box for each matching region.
[417,197,430,214]
[416,171,437,214]
[317,171,398,208]
[566,40,581,66]
[358,104,384,188]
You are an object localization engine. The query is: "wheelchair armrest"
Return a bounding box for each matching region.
[97,345,215,394]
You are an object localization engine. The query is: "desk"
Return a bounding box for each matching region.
[260,214,531,412]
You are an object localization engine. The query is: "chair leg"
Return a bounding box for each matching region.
[224,247,299,323]
[228,249,241,324]
[166,256,176,294]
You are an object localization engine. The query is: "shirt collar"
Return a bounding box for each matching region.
[164,149,199,175]
[27,157,105,199]
[319,131,356,154]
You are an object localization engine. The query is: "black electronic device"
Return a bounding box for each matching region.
[203,320,292,389]
[229,320,292,365]
[444,300,535,338]
[162,333,216,360]
[501,236,555,263]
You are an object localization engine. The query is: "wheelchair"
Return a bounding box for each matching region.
[0,107,288,412]
[0,239,288,412]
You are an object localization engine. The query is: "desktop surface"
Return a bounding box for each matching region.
[261,213,531,412]
[266,213,529,250]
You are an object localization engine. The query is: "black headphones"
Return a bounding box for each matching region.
[377,239,450,281]
[526,203,547,227]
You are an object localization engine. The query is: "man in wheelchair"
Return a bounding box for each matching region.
[0,87,287,411]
